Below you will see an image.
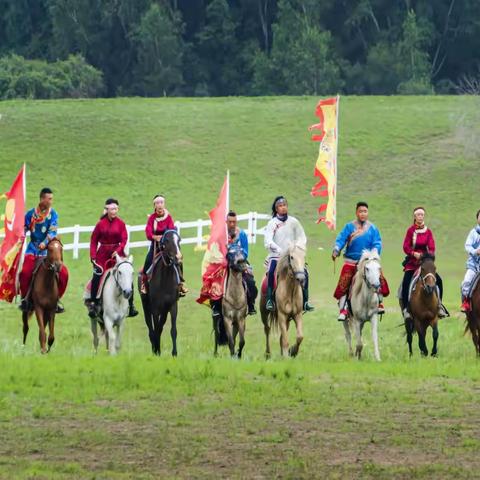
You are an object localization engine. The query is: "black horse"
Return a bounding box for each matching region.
[139,229,182,356]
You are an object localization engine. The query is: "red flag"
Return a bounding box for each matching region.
[0,165,26,302]
[196,175,229,305]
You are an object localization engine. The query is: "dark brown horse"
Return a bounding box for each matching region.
[405,254,439,357]
[465,277,480,356]
[22,238,63,353]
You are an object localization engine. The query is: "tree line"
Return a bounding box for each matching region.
[0,0,478,99]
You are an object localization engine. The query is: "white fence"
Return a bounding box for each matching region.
[36,212,270,259]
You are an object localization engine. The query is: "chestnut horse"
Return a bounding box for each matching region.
[404,254,439,357]
[465,276,480,356]
[22,238,64,353]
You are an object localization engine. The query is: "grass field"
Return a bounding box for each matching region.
[0,96,480,479]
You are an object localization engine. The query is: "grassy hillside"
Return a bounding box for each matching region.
[0,96,480,479]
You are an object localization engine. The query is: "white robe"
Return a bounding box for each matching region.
[264,216,307,261]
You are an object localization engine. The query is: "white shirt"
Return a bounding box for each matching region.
[264,216,307,259]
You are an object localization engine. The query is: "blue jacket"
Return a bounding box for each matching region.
[334,220,382,262]
[24,207,58,256]
[228,229,249,259]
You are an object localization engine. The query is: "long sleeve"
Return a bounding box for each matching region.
[90,223,100,260]
[239,230,249,259]
[264,219,280,253]
[334,223,352,253]
[166,215,175,231]
[293,218,307,248]
[371,225,382,255]
[46,209,58,241]
[145,214,154,241]
[465,229,477,255]
[115,221,128,255]
[24,209,32,234]
[403,227,414,256]
[427,230,436,255]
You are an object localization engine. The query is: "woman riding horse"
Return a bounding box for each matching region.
[400,207,448,320]
[460,209,480,313]
[87,198,138,318]
[264,196,313,312]
[140,194,187,296]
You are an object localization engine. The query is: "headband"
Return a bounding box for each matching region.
[275,197,287,207]
[153,195,165,204]
[413,207,425,215]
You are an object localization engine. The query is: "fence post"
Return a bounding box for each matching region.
[252,212,257,244]
[196,220,203,247]
[125,225,131,254]
[175,221,181,237]
[73,224,80,259]
[247,211,253,244]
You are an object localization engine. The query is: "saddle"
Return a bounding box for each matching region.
[467,272,480,299]
[83,268,113,301]
[261,272,277,296]
[396,268,421,304]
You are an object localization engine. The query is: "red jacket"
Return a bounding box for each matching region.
[90,216,128,268]
[145,211,175,241]
[402,224,435,271]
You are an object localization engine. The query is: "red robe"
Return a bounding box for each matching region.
[145,211,175,240]
[402,224,436,271]
[90,216,128,269]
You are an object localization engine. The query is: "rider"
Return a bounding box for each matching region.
[264,196,314,312]
[460,209,480,313]
[87,198,138,319]
[18,187,68,313]
[400,206,448,319]
[332,201,389,321]
[141,194,187,295]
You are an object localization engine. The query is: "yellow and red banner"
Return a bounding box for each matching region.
[196,174,229,305]
[0,164,26,302]
[309,96,339,230]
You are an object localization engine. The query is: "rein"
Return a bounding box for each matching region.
[112,260,133,293]
[361,259,381,291]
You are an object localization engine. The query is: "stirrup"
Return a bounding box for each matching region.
[377,303,385,315]
[56,302,65,314]
[265,299,275,312]
[402,308,412,320]
[303,301,314,312]
[337,309,348,321]
[128,305,139,317]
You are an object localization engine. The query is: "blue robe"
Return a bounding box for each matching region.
[24,207,59,256]
[228,229,249,259]
[334,220,382,262]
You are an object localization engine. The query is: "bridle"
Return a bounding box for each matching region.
[112,259,133,294]
[362,258,381,291]
[158,229,181,267]
[286,247,305,281]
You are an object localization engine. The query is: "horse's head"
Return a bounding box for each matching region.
[160,229,182,264]
[226,245,247,273]
[46,237,63,273]
[359,249,381,290]
[114,254,134,299]
[420,253,437,295]
[285,243,306,287]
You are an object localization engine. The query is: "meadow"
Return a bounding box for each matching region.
[0,96,479,479]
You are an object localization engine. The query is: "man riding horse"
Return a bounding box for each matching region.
[210,210,258,319]
[400,206,448,320]
[264,196,314,312]
[332,201,389,321]
[86,198,138,319]
[460,209,480,313]
[140,194,188,296]
[18,187,68,313]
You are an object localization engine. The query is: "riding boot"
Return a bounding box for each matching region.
[55,301,65,314]
[438,302,449,319]
[211,299,222,319]
[88,270,101,319]
[337,295,348,321]
[402,308,412,320]
[176,263,188,297]
[19,297,32,313]
[247,294,257,315]
[128,289,139,317]
[265,287,274,312]
[244,272,257,315]
[461,296,471,313]
[302,286,314,312]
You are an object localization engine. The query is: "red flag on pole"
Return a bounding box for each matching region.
[0,164,26,302]
[196,173,229,305]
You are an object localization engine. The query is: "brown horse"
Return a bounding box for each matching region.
[22,238,63,353]
[405,254,439,357]
[465,277,480,356]
[260,244,305,358]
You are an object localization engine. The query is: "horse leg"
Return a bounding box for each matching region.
[237,319,245,359]
[170,303,178,357]
[224,317,235,357]
[261,310,271,359]
[405,318,414,357]
[35,307,47,354]
[417,324,428,356]
[278,313,289,357]
[431,324,439,357]
[115,320,124,353]
[288,315,304,358]
[154,312,168,356]
[371,314,381,361]
[91,318,99,353]
[343,320,353,357]
[47,313,55,352]
[104,316,117,355]
[22,311,30,346]
[354,319,363,360]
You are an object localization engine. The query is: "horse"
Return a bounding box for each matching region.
[22,238,63,354]
[260,244,306,358]
[404,254,439,357]
[90,254,134,355]
[343,249,382,361]
[464,275,480,356]
[139,229,181,356]
[221,245,248,358]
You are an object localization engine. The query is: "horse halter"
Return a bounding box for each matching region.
[362,258,381,291]
[421,271,437,292]
[287,249,305,284]
[159,229,181,265]
[112,259,133,296]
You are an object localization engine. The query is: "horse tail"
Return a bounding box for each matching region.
[213,316,228,345]
[269,310,279,333]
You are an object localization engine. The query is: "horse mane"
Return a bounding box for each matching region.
[276,244,305,277]
[352,249,380,296]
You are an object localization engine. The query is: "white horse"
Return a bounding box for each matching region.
[344,249,382,361]
[91,254,134,355]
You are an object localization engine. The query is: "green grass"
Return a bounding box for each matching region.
[0,96,480,478]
